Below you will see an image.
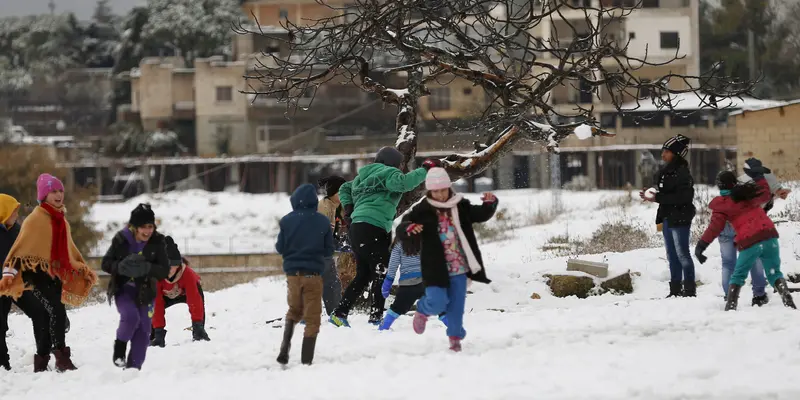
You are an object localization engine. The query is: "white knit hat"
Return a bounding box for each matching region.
[425,167,451,190]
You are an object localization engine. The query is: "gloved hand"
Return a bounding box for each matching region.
[744,158,768,180]
[118,254,151,279]
[381,277,394,298]
[192,322,211,341]
[695,241,709,264]
[422,158,443,170]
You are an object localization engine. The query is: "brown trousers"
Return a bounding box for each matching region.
[286,275,323,337]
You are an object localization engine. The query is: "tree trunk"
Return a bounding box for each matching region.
[395,66,426,217]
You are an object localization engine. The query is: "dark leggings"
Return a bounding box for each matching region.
[334,222,390,319]
[389,283,425,315]
[22,271,68,351]
[1,291,52,360]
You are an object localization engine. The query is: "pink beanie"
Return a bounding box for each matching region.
[425,167,451,191]
[37,173,65,202]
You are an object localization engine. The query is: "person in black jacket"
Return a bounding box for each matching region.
[397,168,497,352]
[640,134,697,297]
[0,194,51,372]
[101,203,170,370]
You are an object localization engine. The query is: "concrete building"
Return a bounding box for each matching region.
[732,101,800,179]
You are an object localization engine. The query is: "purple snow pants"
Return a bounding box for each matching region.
[115,284,153,369]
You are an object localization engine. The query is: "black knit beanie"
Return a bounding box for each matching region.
[716,170,738,191]
[318,175,346,198]
[663,134,691,159]
[374,147,403,168]
[129,203,155,227]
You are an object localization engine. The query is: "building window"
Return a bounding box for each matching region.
[215,124,233,154]
[216,86,233,102]
[660,32,679,49]
[257,126,268,142]
[642,0,659,7]
[279,9,288,19]
[628,32,636,40]
[639,78,652,99]
[428,87,450,111]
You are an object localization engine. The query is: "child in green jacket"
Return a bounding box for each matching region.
[330,146,439,326]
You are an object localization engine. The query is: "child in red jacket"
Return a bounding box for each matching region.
[150,237,210,346]
[695,158,796,311]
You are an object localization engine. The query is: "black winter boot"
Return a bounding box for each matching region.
[150,328,167,348]
[1,356,9,371]
[33,353,49,373]
[725,284,742,311]
[191,322,211,341]
[277,320,296,365]
[667,282,682,298]
[301,336,317,365]
[774,278,797,309]
[113,340,127,368]
[752,294,769,307]
[682,280,697,297]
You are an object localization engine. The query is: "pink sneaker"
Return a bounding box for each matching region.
[449,336,462,352]
[412,312,428,334]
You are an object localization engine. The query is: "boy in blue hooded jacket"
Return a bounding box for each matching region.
[275,184,334,366]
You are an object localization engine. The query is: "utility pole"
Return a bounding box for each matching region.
[48,0,55,14]
[747,29,756,81]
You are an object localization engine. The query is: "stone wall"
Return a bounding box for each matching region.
[734,103,800,179]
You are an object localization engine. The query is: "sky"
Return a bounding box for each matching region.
[1,0,145,20]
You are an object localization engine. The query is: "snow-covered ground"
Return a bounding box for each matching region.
[5,188,800,399]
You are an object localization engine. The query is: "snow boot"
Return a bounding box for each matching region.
[113,340,127,368]
[53,347,77,372]
[276,320,295,365]
[682,280,696,297]
[1,356,9,371]
[328,314,350,328]
[378,310,399,331]
[752,294,769,307]
[191,322,211,341]
[301,336,317,365]
[368,308,383,326]
[150,328,167,348]
[449,336,462,352]
[33,353,49,373]
[412,311,428,335]
[725,284,742,311]
[774,278,797,309]
[667,281,682,298]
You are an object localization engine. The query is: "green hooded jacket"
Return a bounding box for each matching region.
[339,163,427,232]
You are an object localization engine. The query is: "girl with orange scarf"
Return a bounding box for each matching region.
[0,174,97,372]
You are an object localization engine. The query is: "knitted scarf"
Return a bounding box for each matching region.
[425,193,482,274]
[40,202,75,279]
[0,206,97,306]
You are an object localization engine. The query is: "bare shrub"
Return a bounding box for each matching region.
[580,222,657,255]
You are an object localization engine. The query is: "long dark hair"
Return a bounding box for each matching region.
[394,225,421,256]
[730,181,765,203]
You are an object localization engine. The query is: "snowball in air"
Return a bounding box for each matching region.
[573,124,594,140]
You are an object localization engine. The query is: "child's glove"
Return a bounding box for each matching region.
[406,223,423,235]
[381,277,394,298]
[744,158,769,180]
[694,241,709,264]
[422,159,442,170]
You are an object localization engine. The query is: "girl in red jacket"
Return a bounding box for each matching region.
[695,159,796,311]
[150,237,210,346]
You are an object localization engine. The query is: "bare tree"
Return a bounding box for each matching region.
[239,0,753,180]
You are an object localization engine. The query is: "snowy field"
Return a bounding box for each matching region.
[4,188,800,399]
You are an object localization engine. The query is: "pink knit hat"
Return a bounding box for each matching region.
[37,173,65,202]
[425,167,451,191]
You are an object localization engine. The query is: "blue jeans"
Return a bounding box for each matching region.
[662,220,695,283]
[416,274,468,339]
[719,222,767,297]
[731,239,783,287]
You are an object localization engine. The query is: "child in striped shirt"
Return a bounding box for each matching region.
[379,231,448,330]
